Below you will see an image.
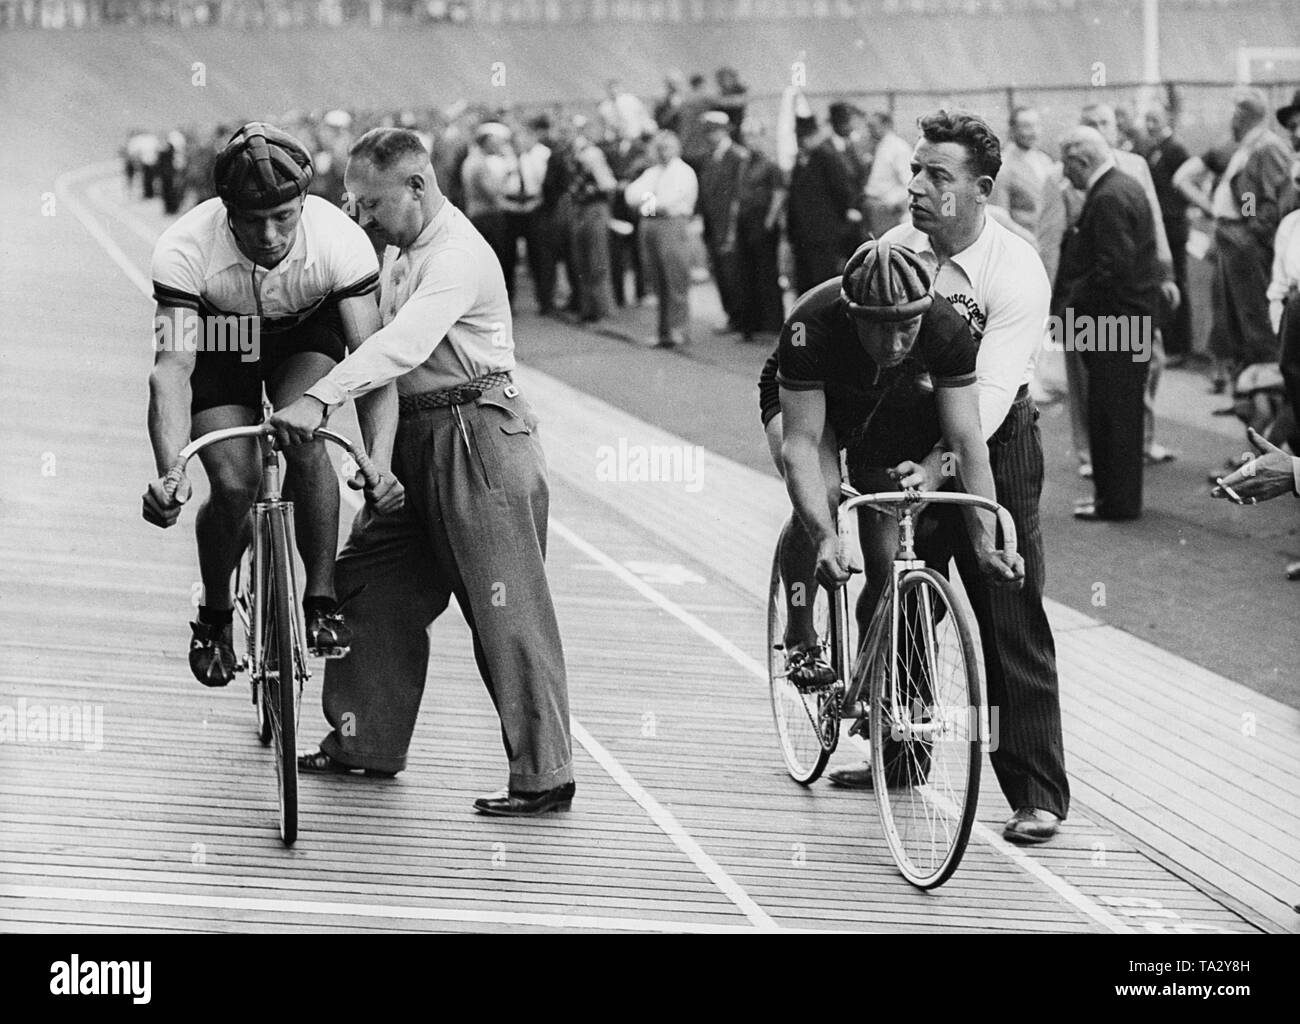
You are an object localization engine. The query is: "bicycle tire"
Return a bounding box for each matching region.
[767,540,837,785]
[265,507,299,846]
[868,567,981,889]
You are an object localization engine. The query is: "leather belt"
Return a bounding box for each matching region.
[397,371,514,416]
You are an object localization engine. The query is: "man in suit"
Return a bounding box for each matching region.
[826,101,867,258]
[1055,127,1163,521]
[698,110,748,332]
[786,115,861,295]
[1144,103,1193,362]
[1038,102,1180,473]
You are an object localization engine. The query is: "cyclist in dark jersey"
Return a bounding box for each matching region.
[760,240,1023,686]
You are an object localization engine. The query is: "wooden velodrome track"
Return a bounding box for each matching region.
[0,162,1295,934]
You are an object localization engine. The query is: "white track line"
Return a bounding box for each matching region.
[61,162,778,933]
[0,885,821,934]
[54,162,153,297]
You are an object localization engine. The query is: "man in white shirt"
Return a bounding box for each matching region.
[271,128,575,816]
[503,116,554,311]
[989,106,1055,236]
[624,130,698,347]
[863,111,913,237]
[833,109,1071,845]
[1267,163,1300,336]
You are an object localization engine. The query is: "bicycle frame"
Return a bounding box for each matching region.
[833,485,1016,748]
[163,419,381,844]
[236,430,306,687]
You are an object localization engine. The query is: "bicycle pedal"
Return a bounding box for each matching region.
[309,644,351,660]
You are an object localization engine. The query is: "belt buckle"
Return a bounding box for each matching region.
[503,385,519,398]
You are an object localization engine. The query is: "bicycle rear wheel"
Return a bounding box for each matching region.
[767,540,840,785]
[264,507,300,846]
[868,567,982,889]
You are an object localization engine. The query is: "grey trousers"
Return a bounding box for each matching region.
[640,216,692,341]
[317,384,574,791]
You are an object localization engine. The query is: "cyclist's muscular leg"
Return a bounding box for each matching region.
[268,351,341,604]
[189,404,259,686]
[192,405,261,609]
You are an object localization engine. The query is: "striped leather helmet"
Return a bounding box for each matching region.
[840,240,934,322]
[214,122,314,210]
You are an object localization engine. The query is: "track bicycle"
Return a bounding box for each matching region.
[162,420,380,846]
[768,485,1017,888]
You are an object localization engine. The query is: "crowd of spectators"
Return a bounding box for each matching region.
[125,74,1300,547]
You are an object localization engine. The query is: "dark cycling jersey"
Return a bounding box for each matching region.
[760,278,977,470]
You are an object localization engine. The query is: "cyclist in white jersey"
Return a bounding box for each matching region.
[141,123,401,687]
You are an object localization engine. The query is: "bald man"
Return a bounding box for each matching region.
[271,128,575,815]
[1055,127,1164,520]
[1039,102,1180,473]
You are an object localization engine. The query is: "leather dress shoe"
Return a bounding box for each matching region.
[298,748,397,778]
[474,780,576,816]
[1003,807,1060,844]
[826,762,911,790]
[827,763,875,789]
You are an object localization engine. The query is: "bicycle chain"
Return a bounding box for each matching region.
[794,678,844,751]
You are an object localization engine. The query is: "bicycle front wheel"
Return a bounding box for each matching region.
[767,540,839,785]
[236,543,272,746]
[868,567,982,889]
[264,507,300,846]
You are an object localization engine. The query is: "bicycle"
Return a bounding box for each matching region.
[162,420,381,846]
[767,485,1017,889]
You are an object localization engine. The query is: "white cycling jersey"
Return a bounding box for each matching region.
[151,196,379,332]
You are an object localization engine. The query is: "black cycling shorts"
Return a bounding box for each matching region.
[190,300,347,415]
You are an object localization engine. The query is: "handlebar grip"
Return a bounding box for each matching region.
[350,447,383,490]
[161,462,187,505]
[996,505,1018,561]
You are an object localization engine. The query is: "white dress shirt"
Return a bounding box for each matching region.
[865,131,914,207]
[516,142,551,199]
[306,197,514,406]
[624,157,699,218]
[1268,208,1300,334]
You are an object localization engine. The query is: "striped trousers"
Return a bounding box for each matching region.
[916,392,1071,819]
